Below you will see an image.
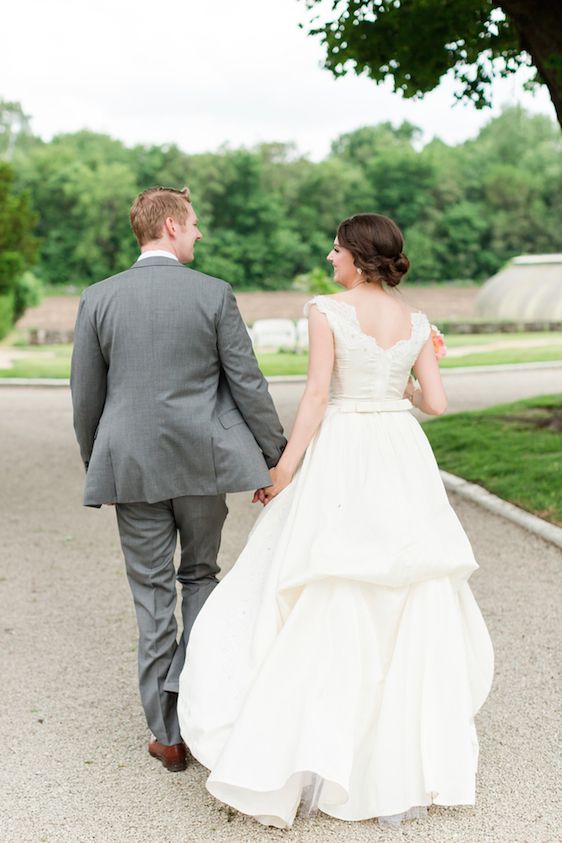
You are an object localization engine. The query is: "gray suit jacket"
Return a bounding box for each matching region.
[70,257,286,506]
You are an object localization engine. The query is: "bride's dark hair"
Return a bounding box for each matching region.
[336,213,410,287]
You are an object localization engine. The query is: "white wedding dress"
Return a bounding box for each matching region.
[177,296,494,829]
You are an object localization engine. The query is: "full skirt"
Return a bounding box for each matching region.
[177,407,494,828]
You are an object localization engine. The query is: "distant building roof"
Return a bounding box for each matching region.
[476,255,562,321]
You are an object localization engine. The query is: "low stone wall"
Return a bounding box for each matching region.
[16,290,562,344]
[29,329,75,345]
[25,320,562,345]
[435,320,562,334]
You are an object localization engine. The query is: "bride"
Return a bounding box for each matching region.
[177,213,494,829]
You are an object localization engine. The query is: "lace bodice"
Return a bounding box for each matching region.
[304,296,430,401]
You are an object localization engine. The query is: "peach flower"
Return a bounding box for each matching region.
[430,325,447,361]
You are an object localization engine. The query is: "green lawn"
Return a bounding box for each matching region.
[444,331,561,347]
[440,345,562,367]
[422,394,562,526]
[260,333,562,375]
[258,344,562,376]
[0,337,561,379]
[0,345,73,378]
[0,347,307,379]
[257,353,309,376]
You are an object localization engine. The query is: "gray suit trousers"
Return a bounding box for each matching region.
[116,494,228,745]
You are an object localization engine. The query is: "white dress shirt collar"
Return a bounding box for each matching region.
[137,250,179,262]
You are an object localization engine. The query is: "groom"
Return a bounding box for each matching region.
[71,186,286,772]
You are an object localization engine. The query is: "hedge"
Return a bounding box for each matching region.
[0,291,15,340]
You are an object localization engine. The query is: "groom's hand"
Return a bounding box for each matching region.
[263,465,292,504]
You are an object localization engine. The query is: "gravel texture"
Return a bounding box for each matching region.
[0,386,560,843]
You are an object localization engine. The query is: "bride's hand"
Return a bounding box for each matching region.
[263,465,292,505]
[403,376,415,401]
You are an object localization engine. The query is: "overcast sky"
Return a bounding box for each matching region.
[4,0,556,159]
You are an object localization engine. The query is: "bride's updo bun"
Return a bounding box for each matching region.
[336,213,410,287]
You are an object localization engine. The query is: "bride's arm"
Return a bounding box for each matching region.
[264,305,334,501]
[411,336,448,416]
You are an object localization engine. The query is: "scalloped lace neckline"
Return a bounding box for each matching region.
[324,297,422,353]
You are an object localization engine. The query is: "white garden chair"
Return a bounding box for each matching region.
[296,318,309,353]
[251,319,297,352]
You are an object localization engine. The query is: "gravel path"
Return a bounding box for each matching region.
[1,386,560,843]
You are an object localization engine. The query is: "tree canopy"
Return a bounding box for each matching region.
[0,161,38,335]
[2,100,561,295]
[302,0,562,128]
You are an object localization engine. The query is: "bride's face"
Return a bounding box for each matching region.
[327,238,358,288]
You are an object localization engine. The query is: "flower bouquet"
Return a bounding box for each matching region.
[405,324,447,400]
[430,325,447,361]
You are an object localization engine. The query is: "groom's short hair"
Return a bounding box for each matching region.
[130,186,192,245]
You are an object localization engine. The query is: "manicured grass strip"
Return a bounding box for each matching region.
[440,346,562,367]
[422,394,562,526]
[257,353,309,377]
[0,346,308,380]
[0,343,560,380]
[445,332,562,347]
[258,343,562,376]
[258,346,562,375]
[0,346,73,379]
[0,348,307,379]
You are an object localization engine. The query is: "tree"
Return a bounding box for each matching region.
[129,142,192,192]
[188,148,312,289]
[7,100,562,289]
[0,162,38,336]
[331,122,421,165]
[15,132,138,285]
[302,0,562,129]
[290,156,373,250]
[365,148,437,229]
[0,100,35,160]
[0,163,38,287]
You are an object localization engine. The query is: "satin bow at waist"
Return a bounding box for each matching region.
[329,397,412,413]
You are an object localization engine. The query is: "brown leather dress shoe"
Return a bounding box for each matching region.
[148,736,188,772]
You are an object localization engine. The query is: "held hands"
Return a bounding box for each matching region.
[264,465,293,504]
[252,465,293,506]
[252,488,267,505]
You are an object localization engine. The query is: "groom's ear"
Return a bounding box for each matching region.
[163,217,176,237]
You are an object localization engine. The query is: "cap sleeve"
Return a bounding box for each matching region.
[304,295,331,318]
[412,311,431,348]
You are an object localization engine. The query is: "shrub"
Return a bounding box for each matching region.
[12,271,43,321]
[0,291,15,340]
[292,267,338,294]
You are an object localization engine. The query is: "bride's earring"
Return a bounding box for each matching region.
[351,267,364,289]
